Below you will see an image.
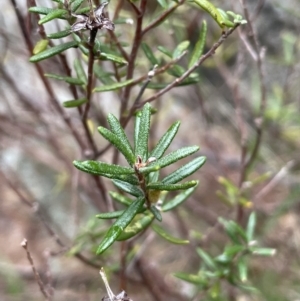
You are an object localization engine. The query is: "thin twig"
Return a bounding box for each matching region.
[119,0,148,123]
[10,0,86,151]
[21,239,50,300]
[121,26,239,128]
[142,0,185,36]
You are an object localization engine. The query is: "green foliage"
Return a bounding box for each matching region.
[74,103,205,253]
[174,213,276,296]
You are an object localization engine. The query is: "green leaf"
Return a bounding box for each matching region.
[218,218,247,245]
[167,65,185,77]
[147,181,198,191]
[152,224,189,244]
[93,65,115,85]
[157,0,168,8]
[96,197,145,254]
[246,212,256,242]
[251,248,276,256]
[172,40,190,59]
[74,58,87,85]
[196,248,217,270]
[98,53,128,65]
[39,9,67,24]
[162,156,206,184]
[149,205,162,221]
[135,103,151,161]
[192,0,226,29]
[141,43,159,65]
[98,127,135,165]
[102,174,138,185]
[33,39,49,54]
[173,272,208,285]
[29,6,54,16]
[112,180,143,197]
[93,79,134,92]
[117,214,154,241]
[238,257,248,282]
[157,46,172,58]
[134,111,142,154]
[138,164,161,175]
[71,0,85,11]
[214,245,245,263]
[63,98,87,108]
[109,192,132,206]
[107,114,134,161]
[47,29,71,40]
[73,160,134,176]
[29,41,78,62]
[96,210,125,219]
[45,73,84,85]
[154,146,199,169]
[150,121,180,160]
[162,185,197,212]
[188,20,207,68]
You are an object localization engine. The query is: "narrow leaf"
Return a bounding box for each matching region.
[154,146,199,169]
[150,121,180,159]
[152,224,189,245]
[96,207,146,220]
[162,185,197,212]
[218,218,247,244]
[109,192,132,206]
[246,212,256,242]
[107,114,134,162]
[33,39,49,54]
[99,52,128,65]
[251,248,276,256]
[157,46,172,58]
[112,180,143,197]
[39,9,67,24]
[141,43,159,65]
[71,0,85,11]
[192,0,225,29]
[29,41,78,62]
[135,103,151,161]
[238,257,248,282]
[63,98,87,108]
[150,205,162,221]
[157,0,168,9]
[93,79,134,92]
[93,64,115,85]
[173,40,190,59]
[96,197,145,254]
[188,20,207,68]
[174,272,208,285]
[45,73,84,85]
[196,248,217,270]
[147,181,198,191]
[98,127,135,165]
[162,156,206,184]
[105,174,138,185]
[73,160,134,176]
[47,29,71,39]
[96,210,125,219]
[134,111,142,154]
[117,214,154,241]
[29,6,53,15]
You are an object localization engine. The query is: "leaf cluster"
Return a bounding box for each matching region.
[174,213,276,297]
[73,103,206,254]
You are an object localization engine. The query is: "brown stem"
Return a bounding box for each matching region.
[119,0,148,123]
[11,0,86,151]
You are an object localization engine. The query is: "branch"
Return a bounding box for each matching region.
[21,239,50,300]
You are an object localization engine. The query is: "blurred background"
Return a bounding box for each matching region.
[0,0,300,300]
